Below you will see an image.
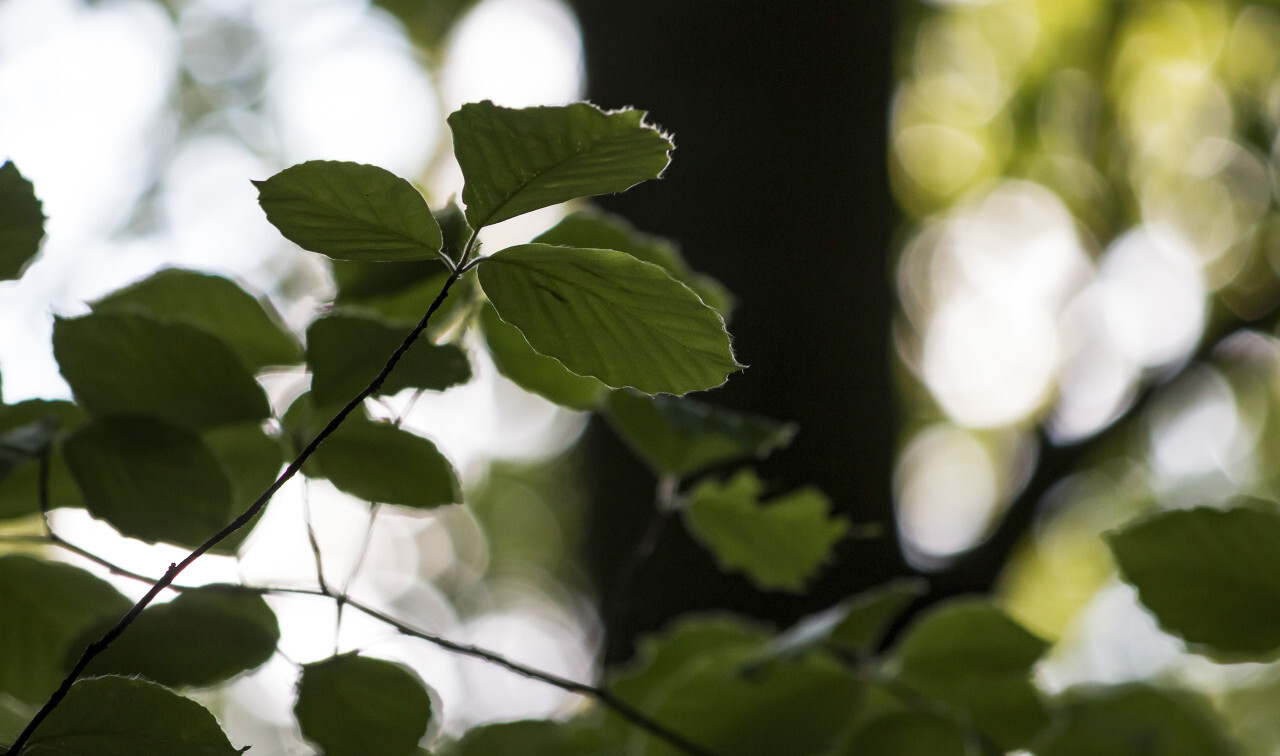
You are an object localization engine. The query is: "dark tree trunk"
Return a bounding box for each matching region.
[569,3,907,662]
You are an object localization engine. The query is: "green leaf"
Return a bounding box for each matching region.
[64,416,235,547]
[309,411,460,509]
[201,423,286,554]
[890,599,1049,751]
[92,268,303,372]
[604,390,795,476]
[0,161,46,281]
[610,616,771,706]
[306,312,471,409]
[254,160,443,262]
[449,100,672,229]
[294,654,433,756]
[0,556,130,705]
[838,711,970,756]
[0,401,85,519]
[683,470,847,592]
[479,302,605,410]
[16,676,243,755]
[1034,684,1236,756]
[478,244,740,395]
[535,210,734,318]
[1109,504,1280,660]
[77,585,278,688]
[770,578,928,661]
[446,719,612,756]
[0,419,56,483]
[52,310,270,431]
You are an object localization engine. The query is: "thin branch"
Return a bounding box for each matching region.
[7,266,464,755]
[301,484,332,597]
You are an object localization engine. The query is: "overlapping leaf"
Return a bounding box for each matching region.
[308,410,460,509]
[479,302,605,410]
[449,100,672,228]
[684,470,847,592]
[769,578,927,661]
[479,244,740,395]
[255,160,442,262]
[294,654,433,756]
[0,400,85,518]
[0,161,45,281]
[1035,684,1235,756]
[839,712,969,756]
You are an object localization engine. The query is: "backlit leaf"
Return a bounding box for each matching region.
[684,470,847,592]
[479,302,605,410]
[0,161,45,281]
[1035,684,1235,756]
[449,101,672,228]
[478,244,740,395]
[770,578,928,661]
[309,411,460,509]
[0,401,85,519]
[294,654,433,756]
[254,160,442,262]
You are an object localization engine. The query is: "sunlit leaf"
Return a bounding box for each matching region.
[770,578,927,661]
[479,244,740,395]
[535,210,733,317]
[77,585,278,688]
[92,268,303,372]
[604,390,795,476]
[0,401,85,519]
[0,161,45,281]
[684,470,847,592]
[64,416,235,548]
[15,676,243,755]
[53,310,270,430]
[306,312,471,408]
[294,654,433,756]
[309,411,460,509]
[254,160,442,262]
[890,599,1049,751]
[0,556,129,704]
[1109,504,1280,660]
[838,711,969,756]
[479,302,605,410]
[1035,684,1236,756]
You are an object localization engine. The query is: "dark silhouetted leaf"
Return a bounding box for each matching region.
[0,401,85,519]
[770,578,928,661]
[479,302,605,410]
[309,412,460,509]
[0,161,45,281]
[294,654,432,756]
[604,390,794,476]
[684,470,847,592]
[479,244,740,395]
[447,719,612,756]
[64,416,235,547]
[839,712,969,756]
[201,422,286,554]
[53,310,270,430]
[255,160,442,262]
[1035,684,1236,756]
[449,101,672,228]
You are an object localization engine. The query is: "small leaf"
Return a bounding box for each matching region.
[535,210,733,318]
[306,312,471,408]
[0,556,130,705]
[769,578,927,661]
[449,100,672,229]
[255,160,442,262]
[604,390,795,476]
[684,470,847,592]
[0,161,46,281]
[0,401,85,519]
[53,310,270,430]
[479,302,605,410]
[610,616,771,706]
[294,654,433,756]
[309,411,460,509]
[17,676,242,755]
[1109,504,1280,660]
[890,599,1049,751]
[479,244,740,395]
[64,416,235,548]
[92,268,303,372]
[78,585,278,688]
[1035,683,1236,756]
[839,712,970,756]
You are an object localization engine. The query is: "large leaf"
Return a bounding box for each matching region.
[0,401,85,519]
[838,711,970,756]
[330,203,468,301]
[604,390,795,476]
[449,100,672,229]
[1034,684,1236,756]
[92,269,302,372]
[13,676,243,755]
[294,654,433,756]
[254,160,442,262]
[446,719,612,756]
[769,578,928,661]
[64,417,235,548]
[77,585,278,688]
[0,556,129,705]
[308,411,460,509]
[479,302,605,410]
[0,420,56,484]
[889,599,1049,751]
[306,312,471,408]
[535,210,733,317]
[52,310,270,430]
[0,161,45,281]
[1109,504,1280,660]
[684,470,847,592]
[201,423,286,554]
[478,244,740,395]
